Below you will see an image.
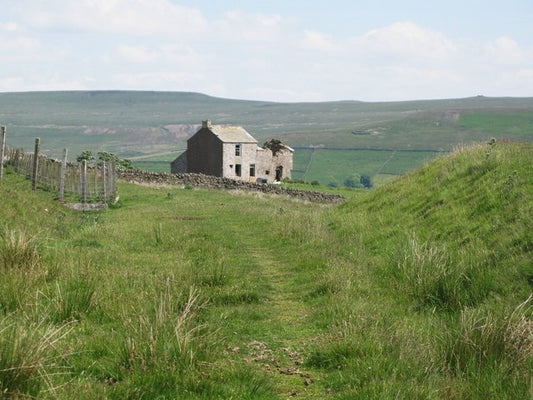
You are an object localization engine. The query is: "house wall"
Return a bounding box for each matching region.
[187,128,223,176]
[222,142,257,182]
[256,147,273,182]
[170,151,187,174]
[272,149,293,181]
[256,148,293,183]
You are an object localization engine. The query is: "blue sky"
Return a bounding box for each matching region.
[1,0,532,101]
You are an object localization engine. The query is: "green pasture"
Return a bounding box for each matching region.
[293,148,439,187]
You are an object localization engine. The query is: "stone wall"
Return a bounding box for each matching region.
[117,170,345,204]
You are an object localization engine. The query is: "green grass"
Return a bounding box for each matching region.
[0,140,532,398]
[459,111,533,139]
[292,148,438,186]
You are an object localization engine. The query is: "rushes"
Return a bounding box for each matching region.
[394,234,494,310]
[120,285,208,372]
[0,316,72,398]
[49,279,95,323]
[0,227,41,270]
[438,295,533,374]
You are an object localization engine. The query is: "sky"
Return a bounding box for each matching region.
[1,0,532,102]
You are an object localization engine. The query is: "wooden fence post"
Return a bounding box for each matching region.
[0,126,6,180]
[59,148,67,201]
[109,160,117,202]
[32,138,40,191]
[101,161,107,203]
[81,159,88,204]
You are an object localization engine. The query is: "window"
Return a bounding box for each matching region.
[265,170,270,175]
[235,164,241,177]
[249,164,255,177]
[235,144,241,156]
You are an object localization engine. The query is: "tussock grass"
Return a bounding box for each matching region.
[0,316,72,398]
[0,227,41,271]
[391,234,495,310]
[119,285,209,373]
[48,279,96,323]
[439,296,533,374]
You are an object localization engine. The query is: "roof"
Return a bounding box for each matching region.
[209,125,258,144]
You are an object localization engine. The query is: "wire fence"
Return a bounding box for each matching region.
[1,132,117,205]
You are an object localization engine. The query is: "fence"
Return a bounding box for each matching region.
[1,135,117,205]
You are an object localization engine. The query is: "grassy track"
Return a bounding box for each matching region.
[0,140,531,399]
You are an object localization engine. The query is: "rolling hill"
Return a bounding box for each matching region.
[1,91,532,185]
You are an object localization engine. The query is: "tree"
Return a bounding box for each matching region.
[97,151,117,162]
[360,174,373,189]
[97,151,134,170]
[76,150,94,163]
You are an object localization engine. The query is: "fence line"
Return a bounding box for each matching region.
[0,126,6,180]
[4,142,118,205]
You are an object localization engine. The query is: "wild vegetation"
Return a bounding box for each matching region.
[0,140,531,399]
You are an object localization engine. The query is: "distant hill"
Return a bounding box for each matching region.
[1,91,532,184]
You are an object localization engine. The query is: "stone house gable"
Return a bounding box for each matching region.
[171,120,293,183]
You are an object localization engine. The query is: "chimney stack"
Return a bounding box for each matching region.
[202,120,212,129]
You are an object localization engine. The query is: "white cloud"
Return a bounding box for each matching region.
[118,45,157,64]
[214,9,290,42]
[302,31,340,52]
[11,0,208,36]
[344,21,457,66]
[118,44,211,70]
[113,71,207,91]
[485,36,525,64]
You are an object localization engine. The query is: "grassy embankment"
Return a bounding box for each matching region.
[0,140,531,399]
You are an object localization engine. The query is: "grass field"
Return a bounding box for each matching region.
[1,140,532,399]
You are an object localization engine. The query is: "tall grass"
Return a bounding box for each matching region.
[48,279,96,323]
[119,285,208,373]
[0,227,41,270]
[0,227,44,314]
[438,296,533,374]
[392,234,495,310]
[0,317,72,398]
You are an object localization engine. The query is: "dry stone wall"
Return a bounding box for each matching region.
[117,170,345,204]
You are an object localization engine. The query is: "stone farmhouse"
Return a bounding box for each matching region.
[171,120,293,183]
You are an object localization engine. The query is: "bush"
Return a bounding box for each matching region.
[360,174,373,188]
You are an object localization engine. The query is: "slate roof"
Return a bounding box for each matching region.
[209,125,258,143]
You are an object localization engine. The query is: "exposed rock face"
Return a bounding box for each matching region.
[117,170,345,204]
